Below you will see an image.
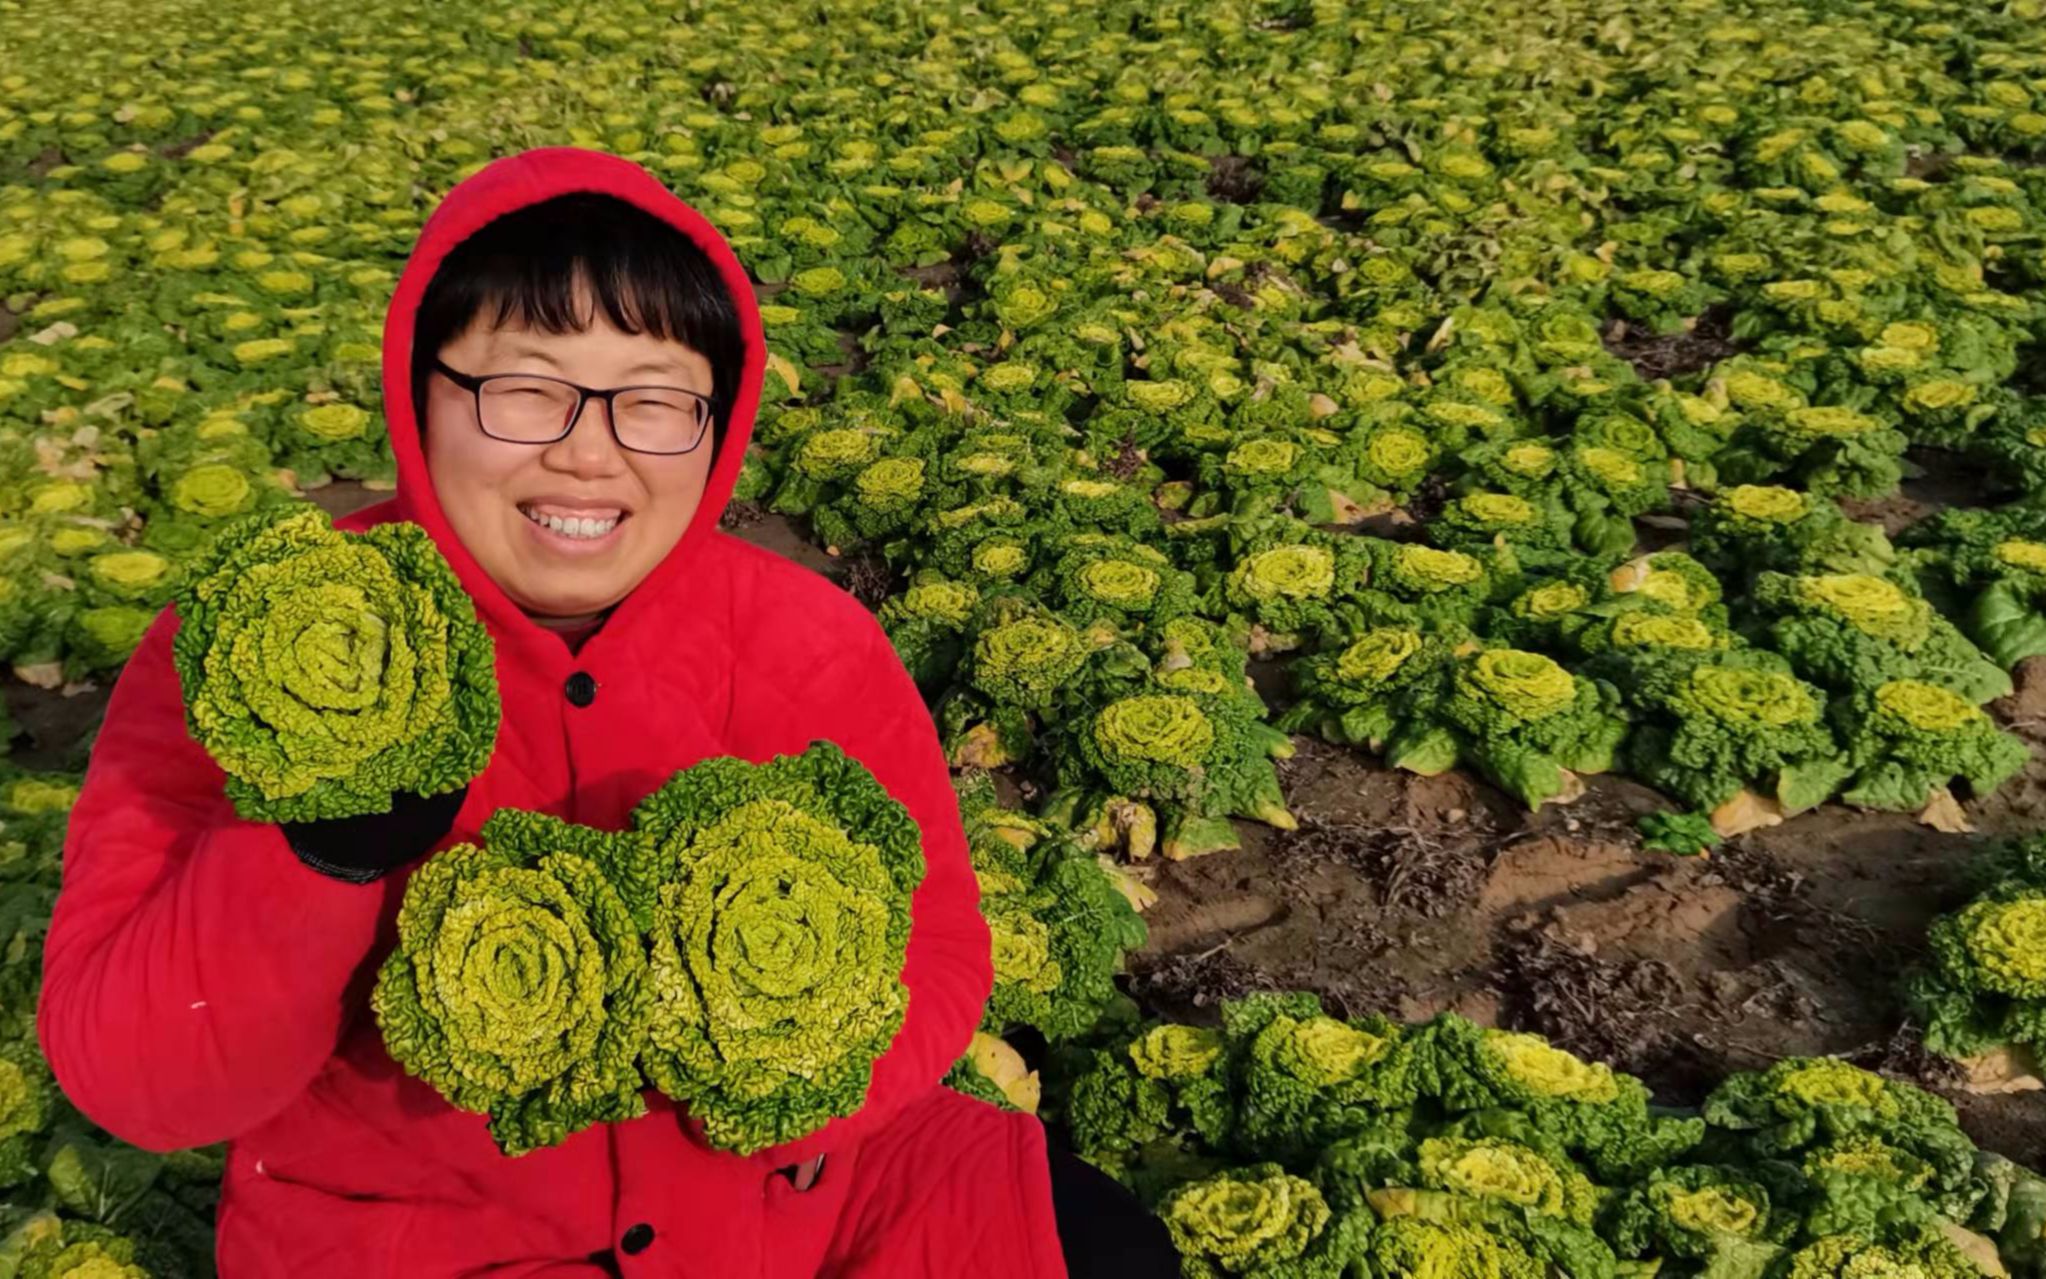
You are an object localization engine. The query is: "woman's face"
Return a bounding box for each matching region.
[422,290,717,620]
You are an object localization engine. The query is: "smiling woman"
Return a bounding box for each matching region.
[410,192,748,627]
[37,148,1091,1279]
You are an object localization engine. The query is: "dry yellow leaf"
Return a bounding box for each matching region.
[1956,1045,2044,1096]
[13,662,63,690]
[1098,856,1160,912]
[966,1032,1041,1114]
[763,351,801,398]
[1917,787,1973,833]
[947,723,1010,771]
[1711,789,1787,837]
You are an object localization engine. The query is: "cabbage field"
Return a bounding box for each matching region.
[5,0,2046,1273]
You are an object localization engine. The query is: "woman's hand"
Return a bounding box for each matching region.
[280,784,470,884]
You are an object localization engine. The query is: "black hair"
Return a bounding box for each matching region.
[409,191,746,464]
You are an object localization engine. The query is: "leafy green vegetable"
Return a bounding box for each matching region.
[1831,680,2030,812]
[1416,1015,1705,1182]
[0,1039,52,1191]
[628,742,924,1154]
[878,571,980,692]
[1161,1163,1364,1279]
[1621,660,1845,814]
[1689,488,1897,583]
[1902,506,2046,670]
[1701,1057,1983,1215]
[1361,1204,1548,1279]
[963,609,1092,713]
[370,808,650,1157]
[957,773,1146,1043]
[1421,649,1631,809]
[1606,1164,1788,1261]
[1746,572,2012,705]
[1218,523,1371,644]
[1229,992,1418,1164]
[1070,690,1294,830]
[1637,811,1725,857]
[1275,626,1450,753]
[1779,1228,1987,1279]
[171,506,499,823]
[1909,882,2046,1060]
[1039,616,1296,855]
[1416,1133,1601,1225]
[1717,402,1910,500]
[1035,535,1197,630]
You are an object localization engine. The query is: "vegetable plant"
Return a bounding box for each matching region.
[626,742,925,1154]
[371,808,651,1157]
[1831,680,2030,813]
[171,506,500,823]
[1745,572,2012,705]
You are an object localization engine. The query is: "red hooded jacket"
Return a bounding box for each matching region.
[38,147,1068,1278]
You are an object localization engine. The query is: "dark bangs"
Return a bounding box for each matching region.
[408,191,746,454]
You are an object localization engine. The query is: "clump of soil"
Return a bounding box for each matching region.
[1839,450,1994,536]
[1206,155,1265,205]
[1843,1021,1967,1094]
[2,681,109,772]
[718,499,765,530]
[305,478,382,519]
[1270,816,1494,918]
[1603,305,1741,382]
[1402,477,1453,526]
[1494,929,1715,1099]
[838,551,897,612]
[157,130,218,160]
[1127,945,1282,1019]
[1214,282,1257,310]
[1104,434,1146,479]
[807,329,870,382]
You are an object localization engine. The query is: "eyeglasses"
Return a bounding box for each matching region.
[431,357,717,456]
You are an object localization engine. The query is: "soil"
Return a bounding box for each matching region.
[10,480,2044,1167]
[1130,736,2046,1164]
[1206,155,1266,205]
[1140,655,2046,1164]
[1603,306,1744,383]
[156,130,218,161]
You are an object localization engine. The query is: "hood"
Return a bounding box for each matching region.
[379,146,765,650]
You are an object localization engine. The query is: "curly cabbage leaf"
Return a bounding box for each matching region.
[371,808,651,1156]
[627,742,925,1154]
[171,505,499,823]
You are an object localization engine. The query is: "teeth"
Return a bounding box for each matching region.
[522,508,619,540]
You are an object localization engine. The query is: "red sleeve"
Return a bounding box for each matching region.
[833,615,992,1111]
[36,610,393,1152]
[727,603,993,1162]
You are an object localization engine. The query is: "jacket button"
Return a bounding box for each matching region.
[564,671,597,707]
[621,1223,654,1255]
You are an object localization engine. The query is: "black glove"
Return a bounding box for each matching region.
[280,785,470,885]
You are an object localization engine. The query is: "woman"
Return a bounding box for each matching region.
[38,147,1176,1277]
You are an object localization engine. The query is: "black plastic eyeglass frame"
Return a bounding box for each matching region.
[431,356,717,456]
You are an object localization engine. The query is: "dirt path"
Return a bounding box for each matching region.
[1125,682,2046,1166]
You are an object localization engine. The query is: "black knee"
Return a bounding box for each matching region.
[1046,1143,1182,1279]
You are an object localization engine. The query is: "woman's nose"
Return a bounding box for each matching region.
[545,398,629,475]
